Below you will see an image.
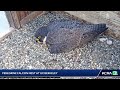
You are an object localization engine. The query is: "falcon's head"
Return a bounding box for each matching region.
[35,26,49,44]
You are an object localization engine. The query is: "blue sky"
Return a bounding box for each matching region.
[0,11,10,37]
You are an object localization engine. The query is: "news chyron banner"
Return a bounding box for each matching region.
[0,70,119,77]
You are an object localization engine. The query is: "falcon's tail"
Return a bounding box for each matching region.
[95,24,108,34]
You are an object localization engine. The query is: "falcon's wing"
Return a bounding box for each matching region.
[79,24,107,34]
[46,24,107,54]
[46,28,82,45]
[46,28,82,53]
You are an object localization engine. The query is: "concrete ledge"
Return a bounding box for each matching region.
[0,27,16,42]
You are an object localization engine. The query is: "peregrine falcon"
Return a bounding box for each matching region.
[35,19,108,54]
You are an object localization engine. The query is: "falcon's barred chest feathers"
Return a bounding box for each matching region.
[35,19,108,54]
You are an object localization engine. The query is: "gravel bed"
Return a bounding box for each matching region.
[0,11,120,79]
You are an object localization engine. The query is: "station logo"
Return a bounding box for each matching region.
[101,70,118,76]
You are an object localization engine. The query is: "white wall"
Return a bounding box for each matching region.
[0,11,10,38]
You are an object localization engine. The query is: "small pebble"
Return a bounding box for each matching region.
[27,65,33,69]
[99,38,107,42]
[106,40,113,45]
